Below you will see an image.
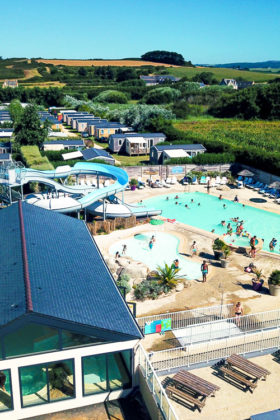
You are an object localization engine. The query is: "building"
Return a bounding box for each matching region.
[0,202,142,419]
[38,112,63,131]
[62,148,115,165]
[219,78,238,89]
[237,81,255,89]
[0,153,11,164]
[0,111,12,125]
[88,120,108,136]
[2,80,18,88]
[76,118,100,133]
[66,113,89,126]
[0,129,13,139]
[0,141,12,153]
[109,132,166,154]
[140,75,181,86]
[94,123,131,140]
[150,144,206,164]
[43,139,85,151]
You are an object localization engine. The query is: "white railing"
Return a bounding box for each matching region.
[150,327,280,373]
[172,308,280,346]
[137,344,179,420]
[137,304,233,334]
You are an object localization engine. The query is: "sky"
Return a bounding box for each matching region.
[1,0,280,64]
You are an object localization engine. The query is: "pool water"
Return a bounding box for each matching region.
[143,192,280,254]
[110,232,202,279]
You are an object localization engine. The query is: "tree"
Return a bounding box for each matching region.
[9,99,23,123]
[94,90,128,104]
[192,72,218,85]
[14,105,48,147]
[141,50,186,66]
[142,87,180,104]
[172,99,190,118]
[116,68,137,82]
[78,66,87,76]
[155,263,182,289]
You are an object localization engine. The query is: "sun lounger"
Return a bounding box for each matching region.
[162,180,170,188]
[237,180,243,188]
[171,176,177,184]
[166,177,172,184]
[200,176,207,184]
[205,176,210,183]
[215,176,221,184]
[237,176,243,181]
[192,176,198,184]
[210,178,216,187]
[221,177,228,185]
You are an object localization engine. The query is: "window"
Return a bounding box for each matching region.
[118,140,122,146]
[82,350,131,396]
[61,330,104,349]
[4,323,59,358]
[19,359,75,408]
[101,129,104,134]
[0,369,13,412]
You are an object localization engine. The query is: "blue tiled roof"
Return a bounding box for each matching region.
[95,123,125,128]
[154,144,206,151]
[110,133,166,139]
[81,148,113,161]
[0,202,142,339]
[44,140,84,146]
[0,153,11,160]
[0,141,11,147]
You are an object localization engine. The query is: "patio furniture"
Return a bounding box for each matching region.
[219,366,257,392]
[226,354,270,381]
[200,176,207,184]
[165,369,220,412]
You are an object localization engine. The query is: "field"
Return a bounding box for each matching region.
[167,66,280,82]
[36,59,177,67]
[174,119,280,152]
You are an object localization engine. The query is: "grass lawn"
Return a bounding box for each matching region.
[167,66,280,82]
[112,154,150,166]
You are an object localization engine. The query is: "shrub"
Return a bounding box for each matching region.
[116,274,131,293]
[142,87,180,104]
[134,280,164,301]
[94,90,128,104]
[268,270,280,285]
[213,238,226,251]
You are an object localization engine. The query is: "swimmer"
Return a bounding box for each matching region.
[221,220,226,226]
[151,235,156,243]
[175,201,178,205]
[223,204,226,209]
[219,194,223,200]
[166,197,169,201]
[198,203,201,206]
[191,199,194,203]
[185,204,189,209]
[234,195,239,202]
[149,240,153,250]
[122,244,127,255]
[242,204,245,208]
[211,229,215,233]
[175,195,179,199]
[139,200,143,204]
[227,223,231,230]
[173,259,179,269]
[115,251,120,259]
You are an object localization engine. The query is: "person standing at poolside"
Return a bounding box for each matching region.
[190,241,197,257]
[249,236,257,258]
[149,240,153,250]
[207,180,210,194]
[234,302,244,326]
[172,259,179,270]
[122,244,127,255]
[201,260,208,282]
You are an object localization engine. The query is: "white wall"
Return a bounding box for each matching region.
[0,339,139,420]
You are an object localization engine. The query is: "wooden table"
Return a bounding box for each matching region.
[227,354,271,381]
[173,369,220,397]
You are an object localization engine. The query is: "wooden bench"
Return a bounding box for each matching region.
[220,366,257,392]
[166,385,205,412]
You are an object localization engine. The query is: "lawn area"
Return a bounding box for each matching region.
[112,154,150,166]
[167,66,280,82]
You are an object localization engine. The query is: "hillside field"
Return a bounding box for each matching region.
[167,66,280,82]
[36,59,177,67]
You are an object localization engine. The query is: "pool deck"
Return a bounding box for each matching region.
[160,353,280,420]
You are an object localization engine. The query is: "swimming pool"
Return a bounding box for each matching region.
[143,192,280,254]
[110,232,202,280]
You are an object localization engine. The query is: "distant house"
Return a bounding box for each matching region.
[220,78,255,90]
[140,75,181,86]
[109,132,166,155]
[2,80,18,88]
[236,81,255,89]
[0,141,12,153]
[150,144,206,164]
[88,119,108,136]
[0,111,12,124]
[38,112,63,131]
[219,79,238,89]
[43,139,85,151]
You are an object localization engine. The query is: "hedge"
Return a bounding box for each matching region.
[164,152,235,165]
[21,146,54,170]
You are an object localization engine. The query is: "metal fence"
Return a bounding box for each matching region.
[150,327,280,373]
[137,304,233,334]
[137,344,179,420]
[171,308,280,346]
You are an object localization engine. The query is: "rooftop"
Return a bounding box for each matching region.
[44,139,84,145]
[0,202,142,340]
[154,143,206,151]
[81,148,113,161]
[111,132,166,139]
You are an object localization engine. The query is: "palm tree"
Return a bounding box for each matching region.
[155,263,182,290]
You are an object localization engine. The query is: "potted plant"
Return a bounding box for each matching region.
[130,178,138,191]
[220,245,231,268]
[268,270,280,296]
[252,269,264,291]
[213,238,226,260]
